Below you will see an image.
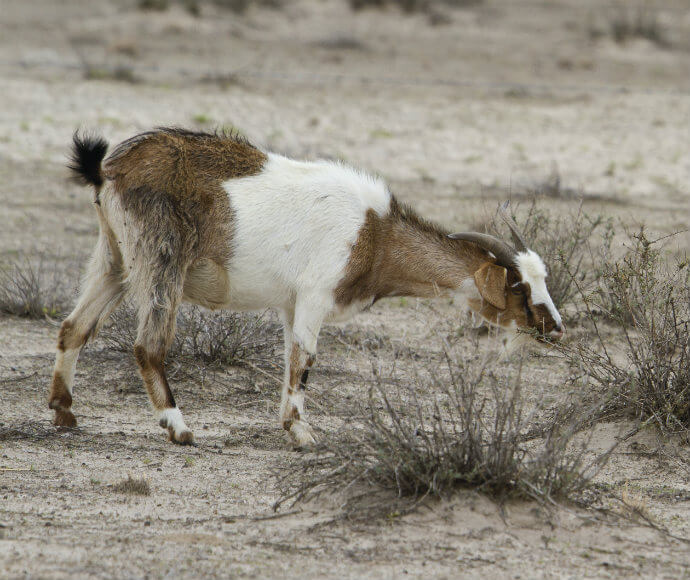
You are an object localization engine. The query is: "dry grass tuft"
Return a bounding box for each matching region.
[83,65,139,84]
[99,303,281,368]
[277,353,612,516]
[0,254,79,318]
[588,6,668,47]
[349,0,481,14]
[137,0,169,11]
[619,482,653,522]
[112,475,151,496]
[562,229,690,435]
[608,6,667,47]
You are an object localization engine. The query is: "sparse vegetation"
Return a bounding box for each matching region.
[589,5,668,48]
[563,229,690,435]
[0,250,280,369]
[111,475,151,496]
[0,255,78,318]
[137,0,169,11]
[211,0,283,14]
[192,113,213,125]
[277,353,612,515]
[349,0,481,12]
[83,65,138,83]
[99,303,281,368]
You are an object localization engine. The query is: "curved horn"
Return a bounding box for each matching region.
[498,201,528,253]
[447,232,517,267]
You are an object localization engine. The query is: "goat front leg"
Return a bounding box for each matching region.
[280,294,327,448]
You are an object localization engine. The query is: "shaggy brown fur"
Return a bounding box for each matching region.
[335,197,559,336]
[48,374,76,427]
[104,128,266,267]
[51,128,267,441]
[48,374,72,410]
[335,198,492,305]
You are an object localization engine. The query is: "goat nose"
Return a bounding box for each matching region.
[549,325,564,340]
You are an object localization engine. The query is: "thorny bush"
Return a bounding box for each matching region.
[277,353,612,516]
[100,303,281,368]
[0,254,78,318]
[564,229,690,435]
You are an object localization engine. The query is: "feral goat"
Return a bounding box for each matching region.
[49,128,563,447]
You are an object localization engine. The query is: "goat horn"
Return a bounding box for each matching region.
[447,232,517,267]
[498,201,528,253]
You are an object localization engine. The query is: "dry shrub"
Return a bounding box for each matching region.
[112,475,151,496]
[212,0,282,13]
[277,354,611,515]
[83,65,138,84]
[349,0,480,13]
[607,6,667,47]
[0,254,79,318]
[99,303,280,368]
[488,200,614,314]
[138,0,169,11]
[564,229,690,435]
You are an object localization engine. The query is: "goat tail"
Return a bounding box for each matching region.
[68,131,109,188]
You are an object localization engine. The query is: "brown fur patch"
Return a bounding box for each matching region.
[167,427,195,445]
[183,257,230,309]
[468,292,529,330]
[288,343,314,395]
[48,374,72,410]
[104,128,266,267]
[282,407,301,431]
[133,344,148,370]
[57,320,86,351]
[54,409,77,428]
[531,303,558,334]
[133,345,176,410]
[334,197,557,336]
[473,263,508,310]
[335,198,493,306]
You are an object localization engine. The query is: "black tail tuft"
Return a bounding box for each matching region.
[68,131,109,187]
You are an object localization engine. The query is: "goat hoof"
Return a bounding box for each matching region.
[168,428,196,446]
[290,420,316,449]
[53,410,77,428]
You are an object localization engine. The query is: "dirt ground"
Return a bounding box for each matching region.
[1,1,690,578]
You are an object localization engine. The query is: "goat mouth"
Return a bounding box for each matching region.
[536,330,564,343]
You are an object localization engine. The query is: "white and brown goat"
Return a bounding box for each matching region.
[49,128,563,447]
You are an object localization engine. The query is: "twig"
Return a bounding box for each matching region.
[251,508,303,521]
[244,361,282,386]
[0,371,38,384]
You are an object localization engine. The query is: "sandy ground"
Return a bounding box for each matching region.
[1,0,690,578]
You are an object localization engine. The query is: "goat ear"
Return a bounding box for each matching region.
[473,262,507,310]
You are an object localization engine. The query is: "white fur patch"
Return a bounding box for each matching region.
[514,250,562,327]
[158,407,190,436]
[222,153,391,314]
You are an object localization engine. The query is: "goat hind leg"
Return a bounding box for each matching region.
[49,240,123,427]
[133,287,194,445]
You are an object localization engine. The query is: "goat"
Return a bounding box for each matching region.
[49,128,563,447]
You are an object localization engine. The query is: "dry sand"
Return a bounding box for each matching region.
[1,1,689,578]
